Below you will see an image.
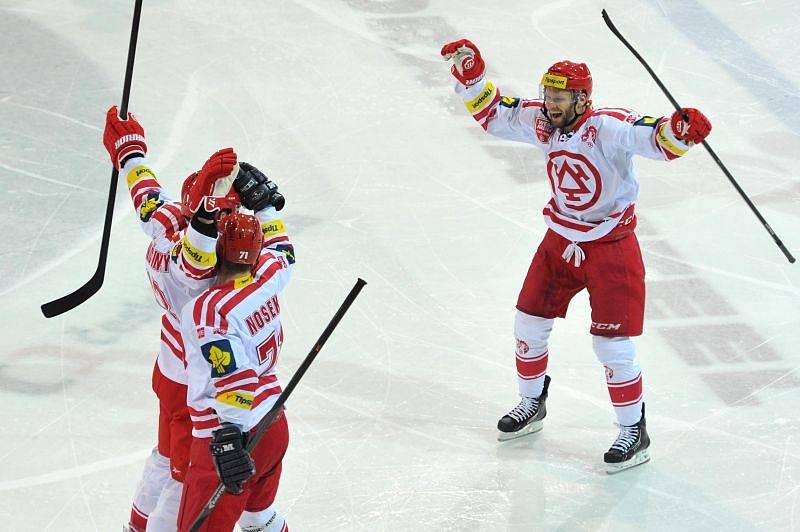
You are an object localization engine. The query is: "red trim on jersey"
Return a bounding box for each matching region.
[160,332,183,361]
[215,368,258,390]
[516,350,548,380]
[521,100,543,108]
[130,179,158,202]
[215,279,265,331]
[179,253,214,280]
[252,385,283,409]
[607,373,643,407]
[193,417,221,430]
[473,91,502,122]
[543,203,598,232]
[193,287,221,328]
[188,406,214,417]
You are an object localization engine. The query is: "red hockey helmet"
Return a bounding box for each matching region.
[540,60,593,99]
[217,212,262,266]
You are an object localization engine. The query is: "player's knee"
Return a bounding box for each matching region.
[514,311,553,353]
[592,335,635,364]
[240,506,286,532]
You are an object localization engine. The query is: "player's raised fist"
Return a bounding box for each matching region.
[670,108,711,145]
[103,105,147,169]
[441,39,485,87]
[181,147,239,217]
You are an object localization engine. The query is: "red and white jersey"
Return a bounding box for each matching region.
[124,156,217,384]
[181,234,295,438]
[455,79,692,243]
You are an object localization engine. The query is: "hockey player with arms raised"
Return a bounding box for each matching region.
[176,182,294,531]
[104,107,291,529]
[441,40,712,472]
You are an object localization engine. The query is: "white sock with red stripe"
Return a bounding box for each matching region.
[128,447,171,531]
[239,506,288,532]
[514,311,554,398]
[592,335,643,426]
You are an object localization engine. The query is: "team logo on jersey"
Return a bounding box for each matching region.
[580,125,597,148]
[634,116,659,128]
[275,243,295,264]
[500,96,520,108]
[605,365,614,381]
[546,150,602,211]
[201,339,237,377]
[139,191,164,222]
[535,115,553,143]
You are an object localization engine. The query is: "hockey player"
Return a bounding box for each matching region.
[105,107,290,530]
[176,207,294,531]
[441,39,711,473]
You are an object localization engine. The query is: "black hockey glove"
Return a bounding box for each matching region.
[209,423,256,494]
[234,162,285,212]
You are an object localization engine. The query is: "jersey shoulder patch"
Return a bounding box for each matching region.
[201,338,237,377]
[499,96,520,108]
[139,191,165,222]
[633,116,660,128]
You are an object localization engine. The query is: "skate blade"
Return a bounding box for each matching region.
[605,449,650,474]
[497,421,543,442]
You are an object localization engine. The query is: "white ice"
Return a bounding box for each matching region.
[2,0,800,530]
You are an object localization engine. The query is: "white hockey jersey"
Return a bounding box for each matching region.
[181,230,295,438]
[455,79,692,243]
[124,156,218,385]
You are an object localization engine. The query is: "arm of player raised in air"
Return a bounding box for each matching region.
[441,39,543,144]
[232,162,296,292]
[103,105,185,239]
[604,107,712,161]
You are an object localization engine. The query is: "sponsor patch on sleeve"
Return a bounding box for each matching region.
[201,339,237,377]
[216,390,254,410]
[126,165,157,189]
[139,191,164,222]
[261,219,286,238]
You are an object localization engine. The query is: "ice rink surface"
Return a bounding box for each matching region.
[2,0,799,530]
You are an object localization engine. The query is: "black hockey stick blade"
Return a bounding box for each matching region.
[189,278,367,532]
[40,0,145,318]
[41,171,117,318]
[601,9,795,264]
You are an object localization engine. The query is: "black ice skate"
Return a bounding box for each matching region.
[497,375,550,442]
[604,402,651,474]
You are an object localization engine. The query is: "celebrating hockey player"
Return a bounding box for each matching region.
[441,39,711,472]
[104,107,291,530]
[176,206,294,531]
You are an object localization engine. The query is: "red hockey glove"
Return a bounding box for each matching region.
[182,147,240,216]
[103,105,147,170]
[670,108,711,145]
[441,39,486,87]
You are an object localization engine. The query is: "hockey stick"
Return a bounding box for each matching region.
[189,278,368,532]
[601,9,795,264]
[40,0,145,318]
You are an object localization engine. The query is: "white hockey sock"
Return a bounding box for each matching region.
[144,477,182,532]
[514,311,554,398]
[592,336,643,426]
[130,447,171,529]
